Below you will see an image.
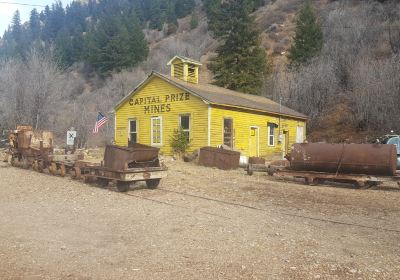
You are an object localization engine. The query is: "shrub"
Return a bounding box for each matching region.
[169,128,191,155]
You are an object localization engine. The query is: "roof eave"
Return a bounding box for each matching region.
[210,103,308,120]
[167,55,202,66]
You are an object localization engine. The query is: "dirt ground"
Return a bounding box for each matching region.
[1,158,400,280]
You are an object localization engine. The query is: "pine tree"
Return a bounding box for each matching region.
[11,10,22,42]
[288,1,323,65]
[209,0,268,95]
[29,9,41,41]
[84,12,148,74]
[190,12,198,29]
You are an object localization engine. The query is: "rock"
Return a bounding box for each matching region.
[267,24,279,33]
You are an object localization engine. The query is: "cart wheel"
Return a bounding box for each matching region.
[32,160,38,171]
[21,157,30,169]
[146,179,160,189]
[71,167,82,179]
[358,181,378,189]
[116,181,130,192]
[37,162,44,173]
[2,153,9,163]
[97,178,110,188]
[83,175,95,184]
[247,164,254,176]
[48,162,56,175]
[59,164,66,177]
[310,178,320,186]
[10,157,16,166]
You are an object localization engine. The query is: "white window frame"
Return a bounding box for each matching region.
[296,126,304,143]
[128,119,138,143]
[151,116,162,146]
[223,118,234,148]
[179,114,191,140]
[268,123,275,147]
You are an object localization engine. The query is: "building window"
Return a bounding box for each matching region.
[129,119,137,144]
[223,118,233,148]
[151,117,162,146]
[296,126,304,143]
[268,123,276,146]
[179,114,190,140]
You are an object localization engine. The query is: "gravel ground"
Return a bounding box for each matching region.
[0,158,400,280]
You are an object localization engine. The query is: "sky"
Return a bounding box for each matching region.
[0,0,72,35]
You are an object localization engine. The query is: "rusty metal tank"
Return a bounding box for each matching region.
[103,144,160,171]
[16,129,54,149]
[287,143,397,176]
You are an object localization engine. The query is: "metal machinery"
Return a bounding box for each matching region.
[248,143,400,188]
[6,127,167,191]
[72,144,167,192]
[6,126,83,176]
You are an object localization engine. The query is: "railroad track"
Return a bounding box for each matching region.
[124,187,400,234]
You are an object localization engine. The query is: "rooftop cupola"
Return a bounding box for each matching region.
[167,55,202,84]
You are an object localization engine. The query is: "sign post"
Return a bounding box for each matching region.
[67,130,77,146]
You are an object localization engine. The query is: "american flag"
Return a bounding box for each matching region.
[93,112,108,134]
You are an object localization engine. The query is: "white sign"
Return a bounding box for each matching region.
[67,131,77,146]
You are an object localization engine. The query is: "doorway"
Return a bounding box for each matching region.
[249,126,259,157]
[282,130,290,158]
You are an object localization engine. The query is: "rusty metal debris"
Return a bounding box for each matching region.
[79,144,167,192]
[5,126,167,191]
[199,146,240,170]
[288,143,397,176]
[247,143,400,189]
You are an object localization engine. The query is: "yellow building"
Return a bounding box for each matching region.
[113,56,307,158]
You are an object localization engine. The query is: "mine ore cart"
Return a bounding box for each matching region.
[6,126,85,176]
[7,126,54,170]
[74,143,167,192]
[268,143,400,188]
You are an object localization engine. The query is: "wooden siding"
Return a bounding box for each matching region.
[209,105,306,158]
[115,76,209,155]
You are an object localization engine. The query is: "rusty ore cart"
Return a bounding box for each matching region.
[248,143,400,188]
[7,127,85,176]
[73,144,167,192]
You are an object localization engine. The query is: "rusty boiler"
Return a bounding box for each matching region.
[16,129,54,149]
[287,143,397,176]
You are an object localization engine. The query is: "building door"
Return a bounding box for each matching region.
[282,130,290,157]
[249,127,259,157]
[296,126,304,143]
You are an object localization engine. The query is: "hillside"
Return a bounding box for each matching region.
[0,0,399,145]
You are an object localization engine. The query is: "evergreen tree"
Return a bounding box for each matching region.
[0,0,195,71]
[84,12,148,74]
[190,12,198,29]
[288,1,323,65]
[149,0,163,30]
[10,10,26,59]
[175,0,195,18]
[11,10,22,42]
[29,9,41,41]
[209,0,268,95]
